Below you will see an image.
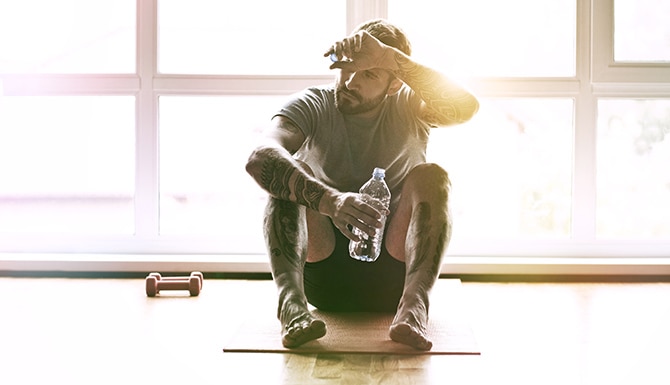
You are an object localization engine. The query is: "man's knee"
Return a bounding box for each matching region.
[264,196,305,227]
[404,163,451,198]
[292,160,334,261]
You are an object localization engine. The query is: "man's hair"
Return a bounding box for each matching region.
[354,19,412,56]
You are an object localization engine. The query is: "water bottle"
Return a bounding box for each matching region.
[349,167,391,262]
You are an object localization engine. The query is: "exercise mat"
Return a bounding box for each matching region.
[223,279,480,355]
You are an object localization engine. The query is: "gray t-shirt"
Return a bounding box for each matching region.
[274,84,431,209]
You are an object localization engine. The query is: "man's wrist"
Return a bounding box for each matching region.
[378,48,402,74]
[388,49,412,79]
[317,189,337,217]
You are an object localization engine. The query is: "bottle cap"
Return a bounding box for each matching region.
[372,168,385,178]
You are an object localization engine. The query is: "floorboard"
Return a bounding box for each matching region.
[1,277,669,385]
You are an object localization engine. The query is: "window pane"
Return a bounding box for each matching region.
[614,0,670,62]
[388,0,576,77]
[159,96,284,252]
[158,0,346,75]
[0,0,136,74]
[0,96,135,234]
[597,99,670,239]
[428,99,574,241]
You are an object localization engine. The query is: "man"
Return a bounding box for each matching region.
[245,19,479,351]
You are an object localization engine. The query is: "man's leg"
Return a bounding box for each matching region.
[384,163,452,350]
[263,165,335,348]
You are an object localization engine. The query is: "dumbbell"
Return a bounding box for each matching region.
[145,271,203,297]
[148,272,203,290]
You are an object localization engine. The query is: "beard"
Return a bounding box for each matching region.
[334,85,387,115]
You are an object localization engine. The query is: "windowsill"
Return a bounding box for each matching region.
[1,253,669,277]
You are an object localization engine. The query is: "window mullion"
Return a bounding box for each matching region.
[572,0,597,241]
[135,0,159,238]
[572,95,597,242]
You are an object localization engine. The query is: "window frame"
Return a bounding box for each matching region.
[592,0,670,83]
[1,0,669,275]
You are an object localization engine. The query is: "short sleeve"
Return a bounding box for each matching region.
[273,86,334,138]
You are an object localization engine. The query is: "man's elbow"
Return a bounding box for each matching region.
[451,96,479,125]
[245,145,269,178]
[462,97,480,122]
[436,101,479,127]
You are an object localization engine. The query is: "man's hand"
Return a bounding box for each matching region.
[324,31,399,74]
[319,191,390,241]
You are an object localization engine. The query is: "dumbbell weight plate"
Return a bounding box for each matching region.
[191,272,203,290]
[145,276,158,297]
[188,276,201,296]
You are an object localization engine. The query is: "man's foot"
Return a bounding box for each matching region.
[282,313,327,348]
[389,296,432,351]
[389,322,432,351]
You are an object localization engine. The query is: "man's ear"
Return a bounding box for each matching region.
[386,78,403,96]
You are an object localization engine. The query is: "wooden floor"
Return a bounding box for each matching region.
[1,277,669,385]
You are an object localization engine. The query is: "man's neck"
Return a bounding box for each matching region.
[343,99,386,123]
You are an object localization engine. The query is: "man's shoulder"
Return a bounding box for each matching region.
[286,84,335,110]
[301,84,335,99]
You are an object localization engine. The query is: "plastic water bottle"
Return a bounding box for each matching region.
[349,167,391,262]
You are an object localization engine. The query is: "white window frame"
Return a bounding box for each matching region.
[1,0,669,275]
[592,0,670,84]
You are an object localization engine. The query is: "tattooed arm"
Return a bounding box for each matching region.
[246,116,386,240]
[392,55,479,127]
[246,116,332,212]
[327,30,479,127]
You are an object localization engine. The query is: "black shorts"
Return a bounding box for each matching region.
[303,223,406,312]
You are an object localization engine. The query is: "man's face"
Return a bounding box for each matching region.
[334,68,395,115]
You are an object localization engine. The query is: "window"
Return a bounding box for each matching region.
[597,99,670,239]
[593,0,670,82]
[613,0,670,63]
[427,99,574,241]
[391,0,579,252]
[0,96,135,234]
[158,95,281,253]
[157,0,345,75]
[0,0,136,73]
[388,0,576,77]
[1,0,669,271]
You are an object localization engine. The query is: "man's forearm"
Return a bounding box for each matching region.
[391,51,479,125]
[247,146,331,212]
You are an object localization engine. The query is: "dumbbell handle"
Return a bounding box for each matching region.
[156,279,192,290]
[160,276,202,290]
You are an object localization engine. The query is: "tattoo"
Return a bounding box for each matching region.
[392,51,479,126]
[264,198,307,274]
[407,202,448,281]
[258,148,326,212]
[293,176,327,211]
[260,154,293,201]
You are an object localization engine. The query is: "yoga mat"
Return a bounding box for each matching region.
[223,279,479,355]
